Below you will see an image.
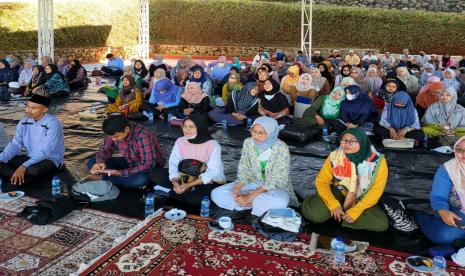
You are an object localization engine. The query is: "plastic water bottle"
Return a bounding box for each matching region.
[433,255,446,276]
[167,113,173,123]
[148,112,154,123]
[322,126,329,137]
[246,118,253,129]
[221,119,228,129]
[0,177,2,193]
[200,196,210,218]
[144,192,155,218]
[51,176,61,197]
[333,237,346,265]
[90,103,97,114]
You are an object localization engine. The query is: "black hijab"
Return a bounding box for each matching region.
[134,60,148,79]
[45,64,65,81]
[28,65,46,89]
[184,113,213,144]
[340,65,351,78]
[318,63,333,83]
[66,60,86,81]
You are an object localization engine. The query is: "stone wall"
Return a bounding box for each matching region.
[0,44,376,63]
[313,0,465,13]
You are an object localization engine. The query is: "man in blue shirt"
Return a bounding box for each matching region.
[0,94,64,185]
[101,53,124,86]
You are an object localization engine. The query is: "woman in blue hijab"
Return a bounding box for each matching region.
[375,91,425,141]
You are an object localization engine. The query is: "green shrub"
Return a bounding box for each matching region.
[1,0,465,54]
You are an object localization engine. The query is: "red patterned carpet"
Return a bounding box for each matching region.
[80,214,465,275]
[0,197,140,275]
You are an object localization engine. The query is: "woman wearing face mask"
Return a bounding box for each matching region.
[107,75,143,114]
[142,78,181,120]
[239,62,254,84]
[294,86,346,130]
[280,65,300,95]
[309,68,330,96]
[258,79,291,124]
[334,65,351,87]
[301,128,389,232]
[416,137,465,245]
[287,73,317,104]
[149,113,226,207]
[416,81,443,119]
[36,64,70,98]
[422,88,465,146]
[186,65,213,97]
[221,72,243,105]
[376,91,424,141]
[443,68,461,94]
[211,116,298,218]
[333,85,376,134]
[177,82,210,118]
[419,64,443,86]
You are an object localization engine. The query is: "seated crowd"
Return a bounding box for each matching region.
[3,48,465,247]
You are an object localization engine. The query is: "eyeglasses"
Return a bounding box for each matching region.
[182,125,196,130]
[455,147,465,154]
[250,129,267,137]
[340,139,359,145]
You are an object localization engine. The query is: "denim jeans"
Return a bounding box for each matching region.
[87,157,151,188]
[416,206,465,245]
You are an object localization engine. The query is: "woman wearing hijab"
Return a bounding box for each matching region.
[143,78,181,120]
[294,86,346,130]
[275,60,288,80]
[211,116,298,217]
[441,53,455,69]
[221,72,243,105]
[443,68,461,93]
[56,57,70,76]
[280,65,300,95]
[340,76,357,87]
[0,59,16,86]
[416,137,465,245]
[364,67,383,96]
[107,75,143,114]
[171,59,189,85]
[186,65,213,97]
[259,63,281,84]
[302,128,389,232]
[149,113,226,207]
[375,79,400,112]
[209,80,259,126]
[318,63,334,86]
[416,81,443,119]
[422,88,465,145]
[287,73,317,104]
[149,54,168,79]
[133,60,148,88]
[147,68,166,98]
[37,64,70,98]
[396,67,420,98]
[66,60,89,90]
[334,65,351,87]
[258,79,291,124]
[211,56,231,94]
[334,85,376,134]
[348,67,368,92]
[239,62,255,84]
[419,64,443,86]
[376,91,424,141]
[25,65,46,96]
[15,59,35,95]
[254,67,271,94]
[309,68,330,96]
[177,82,210,118]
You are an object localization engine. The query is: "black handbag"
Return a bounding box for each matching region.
[178,159,207,184]
[18,197,76,225]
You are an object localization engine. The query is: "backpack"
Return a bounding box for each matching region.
[18,197,76,225]
[72,180,120,202]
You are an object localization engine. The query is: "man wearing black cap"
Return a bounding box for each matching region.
[0,94,64,185]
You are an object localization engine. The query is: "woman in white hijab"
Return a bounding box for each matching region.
[309,68,330,96]
[416,136,465,245]
[211,116,298,217]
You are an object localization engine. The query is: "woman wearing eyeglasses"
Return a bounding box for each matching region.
[416,137,465,245]
[301,128,389,231]
[211,116,298,218]
[149,113,226,207]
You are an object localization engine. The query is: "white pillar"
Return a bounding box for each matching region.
[138,0,150,60]
[38,0,54,61]
[301,0,313,58]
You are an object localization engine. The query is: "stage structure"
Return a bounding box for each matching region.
[38,0,54,61]
[301,0,313,57]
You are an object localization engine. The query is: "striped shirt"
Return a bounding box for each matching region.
[96,122,165,176]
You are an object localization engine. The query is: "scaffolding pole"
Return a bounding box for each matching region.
[138,0,150,60]
[38,0,54,61]
[301,0,313,58]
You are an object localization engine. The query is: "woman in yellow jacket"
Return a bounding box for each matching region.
[301,127,389,232]
[108,75,143,114]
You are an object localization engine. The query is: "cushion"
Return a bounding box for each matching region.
[294,96,312,119]
[279,125,320,142]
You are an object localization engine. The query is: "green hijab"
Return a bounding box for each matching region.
[321,86,346,119]
[341,127,372,165]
